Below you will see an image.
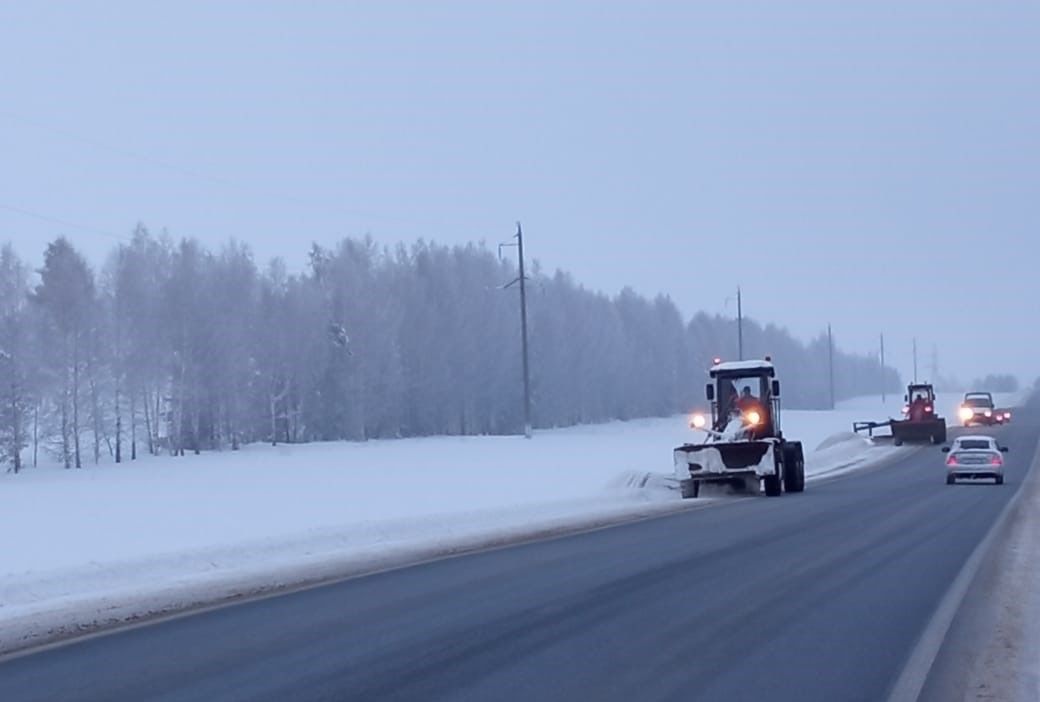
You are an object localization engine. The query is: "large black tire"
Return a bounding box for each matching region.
[783,444,806,493]
[763,472,782,497]
[680,479,700,499]
[934,423,947,444]
[996,475,1004,485]
[946,474,956,485]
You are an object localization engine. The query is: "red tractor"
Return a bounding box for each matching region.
[891,383,947,445]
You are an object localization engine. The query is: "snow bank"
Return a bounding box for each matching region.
[0,401,921,654]
[806,433,892,479]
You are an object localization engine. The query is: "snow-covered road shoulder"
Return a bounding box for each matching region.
[0,404,908,657]
[0,494,699,658]
[806,432,902,480]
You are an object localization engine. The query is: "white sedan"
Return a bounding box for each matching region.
[942,435,1008,485]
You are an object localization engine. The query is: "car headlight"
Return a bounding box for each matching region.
[984,410,992,417]
[690,413,707,429]
[958,407,973,421]
[746,410,761,426]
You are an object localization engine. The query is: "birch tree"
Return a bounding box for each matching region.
[0,246,32,472]
[33,238,96,468]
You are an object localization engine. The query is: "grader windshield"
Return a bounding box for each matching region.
[709,361,779,437]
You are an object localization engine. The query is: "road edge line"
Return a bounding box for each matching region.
[886,428,1040,702]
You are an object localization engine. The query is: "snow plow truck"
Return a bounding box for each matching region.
[891,383,947,444]
[852,382,947,445]
[674,357,805,498]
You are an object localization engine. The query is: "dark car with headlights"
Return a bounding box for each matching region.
[958,392,998,427]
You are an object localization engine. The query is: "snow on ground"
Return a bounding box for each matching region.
[943,431,1040,700]
[0,393,1021,654]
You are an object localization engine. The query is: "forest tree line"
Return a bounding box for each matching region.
[0,229,900,472]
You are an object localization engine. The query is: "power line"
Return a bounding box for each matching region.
[0,202,130,243]
[0,109,463,234]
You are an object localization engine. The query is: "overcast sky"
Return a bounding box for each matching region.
[1,1,1037,383]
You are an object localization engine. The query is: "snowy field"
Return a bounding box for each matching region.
[0,392,1021,654]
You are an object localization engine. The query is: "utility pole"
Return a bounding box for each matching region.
[517,223,531,439]
[499,222,532,438]
[880,332,886,404]
[737,286,744,361]
[828,323,835,410]
[911,339,919,384]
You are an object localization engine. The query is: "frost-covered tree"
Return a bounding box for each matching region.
[207,241,258,450]
[110,227,174,458]
[0,245,33,472]
[3,230,901,466]
[161,239,212,456]
[972,374,1019,394]
[32,238,96,469]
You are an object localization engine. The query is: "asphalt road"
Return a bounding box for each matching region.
[2,407,1037,702]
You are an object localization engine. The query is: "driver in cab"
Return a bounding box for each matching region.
[908,391,929,421]
[734,386,767,430]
